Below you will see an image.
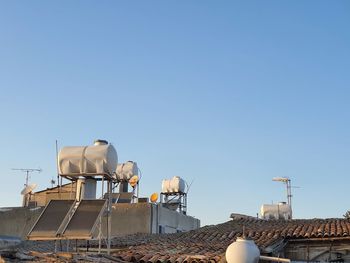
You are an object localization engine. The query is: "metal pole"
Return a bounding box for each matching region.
[287,179,292,219]
[98,217,102,253]
[260,256,290,262]
[107,180,112,255]
[25,170,29,187]
[99,177,104,253]
[101,176,104,198]
[137,182,139,200]
[70,181,73,200]
[56,140,60,191]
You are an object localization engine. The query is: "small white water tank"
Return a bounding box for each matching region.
[260,203,292,220]
[226,237,260,263]
[116,161,138,181]
[161,176,185,193]
[58,143,118,176]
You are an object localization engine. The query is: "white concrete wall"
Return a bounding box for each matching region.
[151,204,200,234]
[0,203,200,239]
[102,203,152,237]
[0,207,43,239]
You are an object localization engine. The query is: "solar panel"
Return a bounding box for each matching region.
[27,200,75,240]
[62,199,107,239]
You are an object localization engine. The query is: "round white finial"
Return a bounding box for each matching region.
[225,237,260,263]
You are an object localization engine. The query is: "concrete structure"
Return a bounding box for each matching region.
[0,207,43,239]
[0,203,200,240]
[153,204,200,234]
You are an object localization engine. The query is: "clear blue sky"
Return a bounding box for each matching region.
[0,1,349,226]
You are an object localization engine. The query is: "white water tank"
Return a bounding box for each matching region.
[226,237,260,263]
[161,176,186,193]
[116,161,138,181]
[58,143,118,177]
[260,202,292,220]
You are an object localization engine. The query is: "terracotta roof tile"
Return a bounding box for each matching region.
[84,218,350,263]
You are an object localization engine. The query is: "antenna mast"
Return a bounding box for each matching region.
[12,168,42,187]
[272,177,293,219]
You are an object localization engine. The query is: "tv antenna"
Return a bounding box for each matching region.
[12,168,42,187]
[50,178,56,188]
[272,177,298,219]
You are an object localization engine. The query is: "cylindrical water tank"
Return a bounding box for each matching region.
[116,161,138,181]
[260,203,292,220]
[170,176,185,193]
[225,237,260,263]
[58,143,118,176]
[161,176,186,193]
[161,179,171,193]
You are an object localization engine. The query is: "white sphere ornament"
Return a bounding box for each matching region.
[225,237,260,263]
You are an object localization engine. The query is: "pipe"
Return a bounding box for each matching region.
[260,256,291,262]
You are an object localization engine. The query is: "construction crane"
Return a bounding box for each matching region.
[12,168,42,187]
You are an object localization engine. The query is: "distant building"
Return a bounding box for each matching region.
[0,183,200,240]
[28,183,76,207]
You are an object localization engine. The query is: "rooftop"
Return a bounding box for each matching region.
[106,217,350,262]
[4,216,350,262]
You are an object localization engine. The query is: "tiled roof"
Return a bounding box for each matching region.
[109,218,350,263]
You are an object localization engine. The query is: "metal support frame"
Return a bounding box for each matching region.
[60,172,114,254]
[131,182,140,203]
[36,173,114,255]
[160,192,187,214]
[107,181,112,253]
[95,175,113,255]
[115,179,140,203]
